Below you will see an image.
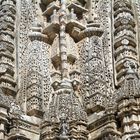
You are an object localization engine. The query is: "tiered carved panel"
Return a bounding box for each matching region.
[17,0,36,110]
[113,1,140,139]
[26,25,52,117]
[26,41,42,117]
[17,0,52,117]
[115,62,140,138]
[78,0,114,114]
[0,0,16,96]
[96,0,115,94]
[87,36,107,112]
[113,0,138,86]
[133,0,140,71]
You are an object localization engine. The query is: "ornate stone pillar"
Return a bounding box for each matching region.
[0,0,17,96]
[113,0,138,86]
[116,63,140,139]
[113,0,140,139]
[26,20,48,118]
[40,0,90,139]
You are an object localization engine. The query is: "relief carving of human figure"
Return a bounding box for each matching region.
[60,117,69,136]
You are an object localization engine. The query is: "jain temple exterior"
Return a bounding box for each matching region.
[1,0,140,139]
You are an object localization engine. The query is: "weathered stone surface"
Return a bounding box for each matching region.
[0,0,140,140]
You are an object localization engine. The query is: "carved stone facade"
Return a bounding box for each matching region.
[0,0,140,140]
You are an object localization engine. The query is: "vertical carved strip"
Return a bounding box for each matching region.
[26,40,43,118]
[113,1,140,138]
[98,0,115,93]
[26,18,50,117]
[42,43,52,110]
[17,0,37,111]
[113,0,138,86]
[133,0,140,68]
[59,0,68,79]
[0,0,17,96]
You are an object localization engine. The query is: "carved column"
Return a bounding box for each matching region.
[59,0,68,79]
[17,0,34,111]
[26,21,48,118]
[78,8,107,114]
[86,34,107,113]
[133,0,140,70]
[116,64,140,139]
[113,0,138,86]
[113,0,140,139]
[0,0,17,96]
[41,0,89,139]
